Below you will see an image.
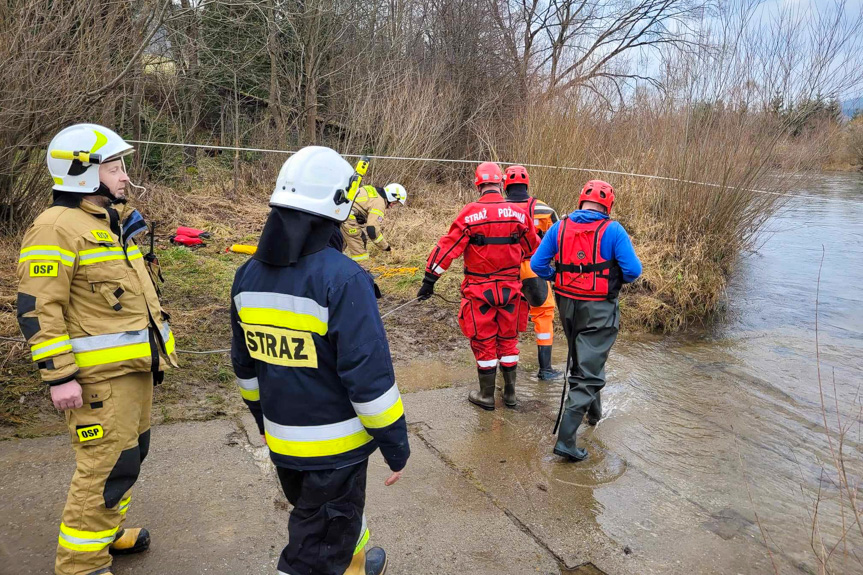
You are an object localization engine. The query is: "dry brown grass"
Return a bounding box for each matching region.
[480,99,796,331]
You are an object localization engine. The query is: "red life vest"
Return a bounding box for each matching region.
[554,218,621,300]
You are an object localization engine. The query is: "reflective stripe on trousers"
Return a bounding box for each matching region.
[57,523,119,553]
[355,514,369,555]
[264,416,373,458]
[118,496,131,515]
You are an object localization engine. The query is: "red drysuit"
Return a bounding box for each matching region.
[424,191,539,369]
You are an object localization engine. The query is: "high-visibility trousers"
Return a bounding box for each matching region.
[457,280,529,371]
[340,218,370,267]
[55,371,154,575]
[276,459,370,575]
[520,260,555,346]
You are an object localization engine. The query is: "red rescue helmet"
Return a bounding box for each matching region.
[474,162,503,188]
[504,165,530,189]
[578,180,615,213]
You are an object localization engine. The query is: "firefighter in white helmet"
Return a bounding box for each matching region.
[231,147,409,575]
[340,182,407,267]
[16,123,177,575]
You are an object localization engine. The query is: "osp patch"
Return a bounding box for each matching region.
[76,424,104,442]
[30,262,58,277]
[90,230,114,243]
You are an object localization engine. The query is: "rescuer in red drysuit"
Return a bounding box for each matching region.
[417,162,539,410]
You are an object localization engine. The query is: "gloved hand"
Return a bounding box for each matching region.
[417,279,435,301]
[384,246,392,252]
[374,282,382,299]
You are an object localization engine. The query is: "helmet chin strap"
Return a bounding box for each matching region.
[96,182,127,205]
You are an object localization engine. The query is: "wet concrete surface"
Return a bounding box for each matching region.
[0,417,560,575]
[406,381,804,574]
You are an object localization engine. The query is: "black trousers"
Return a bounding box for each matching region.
[276,459,368,575]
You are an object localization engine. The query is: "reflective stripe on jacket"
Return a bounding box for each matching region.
[16,197,177,385]
[230,246,410,471]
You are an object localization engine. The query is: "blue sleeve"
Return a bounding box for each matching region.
[601,222,642,283]
[329,271,410,472]
[530,220,561,280]
[230,269,264,434]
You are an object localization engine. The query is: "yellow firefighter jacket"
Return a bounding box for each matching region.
[349,186,391,250]
[16,197,178,385]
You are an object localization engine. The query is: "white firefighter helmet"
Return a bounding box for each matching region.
[270,146,357,222]
[47,124,135,193]
[383,183,407,205]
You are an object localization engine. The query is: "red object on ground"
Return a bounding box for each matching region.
[170,234,205,246]
[175,226,211,239]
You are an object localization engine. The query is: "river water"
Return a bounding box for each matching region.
[397,171,863,574]
[591,172,863,573]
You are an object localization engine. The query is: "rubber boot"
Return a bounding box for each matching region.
[536,346,563,381]
[468,369,496,410]
[501,366,517,408]
[587,393,602,426]
[109,527,150,555]
[553,408,589,462]
[344,547,388,575]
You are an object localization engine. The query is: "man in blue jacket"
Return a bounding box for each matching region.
[531,180,641,462]
[231,146,409,575]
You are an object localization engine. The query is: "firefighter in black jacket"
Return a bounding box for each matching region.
[231,146,410,575]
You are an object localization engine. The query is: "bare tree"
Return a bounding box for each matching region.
[0,0,168,229]
[490,0,708,105]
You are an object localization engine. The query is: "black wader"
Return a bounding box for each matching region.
[554,295,619,460]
